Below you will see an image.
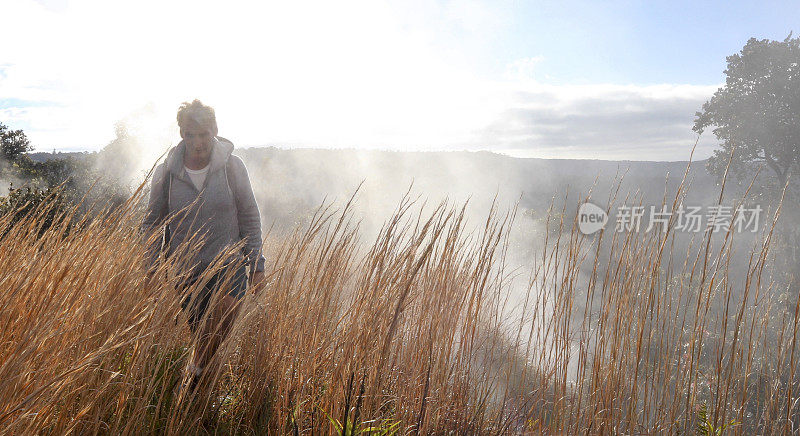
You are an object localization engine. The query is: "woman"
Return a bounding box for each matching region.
[142,99,266,393]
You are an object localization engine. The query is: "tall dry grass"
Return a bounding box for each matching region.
[0,158,797,434]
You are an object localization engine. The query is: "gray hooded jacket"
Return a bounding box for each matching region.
[142,137,266,273]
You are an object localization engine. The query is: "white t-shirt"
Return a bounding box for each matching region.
[184,164,210,191]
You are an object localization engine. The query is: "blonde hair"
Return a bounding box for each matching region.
[176,99,217,132]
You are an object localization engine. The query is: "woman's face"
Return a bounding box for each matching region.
[181,120,216,165]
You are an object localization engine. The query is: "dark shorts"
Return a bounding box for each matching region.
[180,264,248,331]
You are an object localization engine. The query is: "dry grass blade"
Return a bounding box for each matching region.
[0,163,796,434]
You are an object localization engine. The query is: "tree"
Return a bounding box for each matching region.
[694,34,800,301]
[0,122,33,161]
[693,33,800,200]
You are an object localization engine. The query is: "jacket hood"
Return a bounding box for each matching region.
[165,136,235,177]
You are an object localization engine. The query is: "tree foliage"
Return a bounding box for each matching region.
[694,33,800,199]
[0,121,130,230]
[0,122,33,161]
[0,185,69,238]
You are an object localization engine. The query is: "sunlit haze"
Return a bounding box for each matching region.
[1,0,797,160]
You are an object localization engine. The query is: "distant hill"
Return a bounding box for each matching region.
[231,148,720,232]
[27,151,93,162]
[28,147,726,235]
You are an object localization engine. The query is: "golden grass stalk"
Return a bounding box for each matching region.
[0,161,796,434]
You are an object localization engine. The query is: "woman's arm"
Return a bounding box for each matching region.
[229,155,266,273]
[141,163,168,267]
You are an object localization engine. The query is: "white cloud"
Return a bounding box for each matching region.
[479,82,719,160]
[504,56,546,81]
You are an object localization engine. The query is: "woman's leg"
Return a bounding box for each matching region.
[193,294,241,369]
[189,265,247,381]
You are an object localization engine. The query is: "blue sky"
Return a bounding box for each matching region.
[1,0,797,160]
[483,1,798,85]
